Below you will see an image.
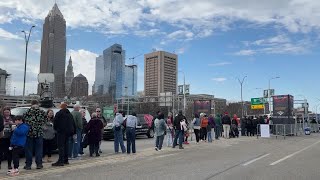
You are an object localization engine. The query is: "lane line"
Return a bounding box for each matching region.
[270,139,320,166]
[242,153,270,166]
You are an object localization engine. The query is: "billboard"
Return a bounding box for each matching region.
[194,100,211,114]
[272,95,294,124]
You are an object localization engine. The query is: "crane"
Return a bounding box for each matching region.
[129,53,143,65]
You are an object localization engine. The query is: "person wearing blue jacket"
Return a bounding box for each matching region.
[7,116,29,176]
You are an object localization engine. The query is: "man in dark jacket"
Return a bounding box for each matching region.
[222,112,231,139]
[173,110,186,149]
[52,103,75,166]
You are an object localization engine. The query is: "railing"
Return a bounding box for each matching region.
[256,124,300,139]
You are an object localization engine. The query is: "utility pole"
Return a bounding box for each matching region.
[268,76,280,114]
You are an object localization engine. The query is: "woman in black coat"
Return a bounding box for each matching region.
[86,113,103,157]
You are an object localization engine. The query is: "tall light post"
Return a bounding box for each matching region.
[238,76,247,118]
[176,70,186,114]
[22,25,35,104]
[268,76,280,114]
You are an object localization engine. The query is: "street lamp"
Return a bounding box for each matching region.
[268,76,280,114]
[238,76,247,118]
[22,25,35,104]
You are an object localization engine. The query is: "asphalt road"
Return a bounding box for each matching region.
[1,133,320,180]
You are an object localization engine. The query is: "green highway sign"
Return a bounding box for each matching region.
[251,98,264,105]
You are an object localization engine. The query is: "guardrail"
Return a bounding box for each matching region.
[256,124,299,139]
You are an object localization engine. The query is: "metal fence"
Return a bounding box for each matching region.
[256,124,301,139]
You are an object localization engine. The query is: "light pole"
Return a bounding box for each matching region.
[238,76,247,118]
[125,86,129,115]
[268,76,280,114]
[22,25,35,104]
[180,71,186,115]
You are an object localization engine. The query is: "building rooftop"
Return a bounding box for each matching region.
[49,3,64,18]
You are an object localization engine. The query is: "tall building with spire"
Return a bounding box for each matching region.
[65,56,74,96]
[39,3,66,97]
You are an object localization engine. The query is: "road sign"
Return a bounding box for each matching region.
[251,105,264,109]
[251,98,264,105]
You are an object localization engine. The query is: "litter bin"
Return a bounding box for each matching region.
[305,127,311,135]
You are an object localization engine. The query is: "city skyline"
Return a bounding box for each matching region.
[0,1,320,108]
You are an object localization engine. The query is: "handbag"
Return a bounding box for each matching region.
[82,133,89,148]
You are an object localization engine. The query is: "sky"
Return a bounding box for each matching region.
[0,0,320,110]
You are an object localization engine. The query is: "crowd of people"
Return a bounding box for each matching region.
[0,100,267,177]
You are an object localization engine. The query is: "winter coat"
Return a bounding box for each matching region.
[192,118,200,130]
[2,115,14,139]
[174,114,186,130]
[54,109,76,136]
[200,117,209,128]
[222,115,231,125]
[0,114,4,132]
[154,118,166,136]
[82,117,88,134]
[71,111,83,129]
[43,117,55,140]
[24,106,46,138]
[86,118,103,144]
[10,123,29,147]
[214,115,222,127]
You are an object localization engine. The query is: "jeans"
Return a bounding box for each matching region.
[194,129,200,142]
[126,127,136,154]
[215,126,221,139]
[25,136,43,167]
[223,125,230,139]
[207,131,212,142]
[156,135,165,150]
[43,138,54,157]
[114,129,126,153]
[73,129,82,157]
[166,130,173,147]
[173,130,183,148]
[57,133,69,163]
[79,133,85,155]
[89,142,99,156]
[12,146,23,169]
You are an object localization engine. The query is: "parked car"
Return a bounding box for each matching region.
[103,114,154,140]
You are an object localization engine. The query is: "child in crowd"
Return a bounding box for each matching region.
[7,116,29,176]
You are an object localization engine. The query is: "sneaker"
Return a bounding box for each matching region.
[36,165,43,169]
[99,150,102,154]
[179,146,184,149]
[23,166,31,170]
[64,161,70,165]
[52,162,64,167]
[155,147,158,151]
[96,153,100,157]
[8,169,19,176]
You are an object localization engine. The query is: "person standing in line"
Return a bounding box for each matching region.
[52,103,75,167]
[183,119,190,145]
[86,113,103,157]
[172,110,186,149]
[151,111,161,149]
[166,113,174,147]
[222,112,231,139]
[200,114,208,142]
[7,116,29,176]
[207,115,215,143]
[69,104,82,160]
[154,113,167,151]
[113,111,126,153]
[192,113,200,144]
[0,107,14,171]
[240,116,247,137]
[126,112,138,154]
[214,114,222,140]
[79,109,88,156]
[23,100,46,170]
[96,108,107,154]
[42,109,55,163]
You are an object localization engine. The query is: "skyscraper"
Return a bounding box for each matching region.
[124,65,137,96]
[39,3,66,97]
[144,51,177,96]
[102,44,125,99]
[93,55,104,95]
[65,56,74,96]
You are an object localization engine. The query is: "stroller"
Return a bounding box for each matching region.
[230,124,239,138]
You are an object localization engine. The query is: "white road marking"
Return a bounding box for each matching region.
[270,139,320,166]
[242,153,270,166]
